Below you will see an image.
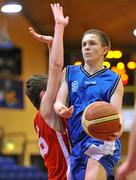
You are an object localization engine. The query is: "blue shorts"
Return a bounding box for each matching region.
[70,138,121,180]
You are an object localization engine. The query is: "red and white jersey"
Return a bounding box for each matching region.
[34,111,71,180]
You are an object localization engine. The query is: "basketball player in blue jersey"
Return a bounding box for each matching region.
[54,29,124,180]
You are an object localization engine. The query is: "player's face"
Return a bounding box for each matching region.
[82,33,106,64]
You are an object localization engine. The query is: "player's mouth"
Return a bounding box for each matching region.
[84,53,91,57]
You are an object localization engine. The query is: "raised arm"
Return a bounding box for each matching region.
[40,3,69,120]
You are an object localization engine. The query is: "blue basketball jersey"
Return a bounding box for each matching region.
[66,65,120,146]
[66,65,121,178]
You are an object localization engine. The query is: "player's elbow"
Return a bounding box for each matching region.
[50,57,63,70]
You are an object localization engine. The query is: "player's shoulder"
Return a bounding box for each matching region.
[66,64,80,69]
[106,67,117,75]
[66,65,81,73]
[105,67,120,78]
[34,111,43,126]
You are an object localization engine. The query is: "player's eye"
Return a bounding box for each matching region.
[82,41,87,46]
[89,41,96,45]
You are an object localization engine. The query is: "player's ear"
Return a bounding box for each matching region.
[39,91,45,99]
[102,46,109,56]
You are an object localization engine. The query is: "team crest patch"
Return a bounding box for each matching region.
[72,81,78,92]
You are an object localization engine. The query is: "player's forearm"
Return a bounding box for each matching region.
[54,78,69,115]
[49,24,65,70]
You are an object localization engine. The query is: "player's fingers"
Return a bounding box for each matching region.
[51,4,56,18]
[69,105,74,110]
[60,111,72,118]
[68,105,74,113]
[29,27,41,38]
[59,5,63,17]
[29,27,34,31]
[65,16,69,23]
[29,27,33,32]
[29,27,36,34]
[56,3,61,18]
[54,3,58,15]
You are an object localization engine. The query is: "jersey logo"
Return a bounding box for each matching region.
[72,81,78,92]
[84,81,97,85]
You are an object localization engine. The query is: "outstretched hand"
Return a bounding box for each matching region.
[29,3,69,46]
[51,3,69,27]
[29,27,53,48]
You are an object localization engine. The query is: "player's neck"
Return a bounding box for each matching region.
[83,63,104,75]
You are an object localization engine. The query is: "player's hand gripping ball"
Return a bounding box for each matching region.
[82,101,122,141]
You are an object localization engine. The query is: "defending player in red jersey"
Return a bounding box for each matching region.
[25,4,71,180]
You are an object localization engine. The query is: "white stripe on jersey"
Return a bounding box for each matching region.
[56,132,71,180]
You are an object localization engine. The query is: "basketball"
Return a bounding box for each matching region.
[82,101,121,141]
